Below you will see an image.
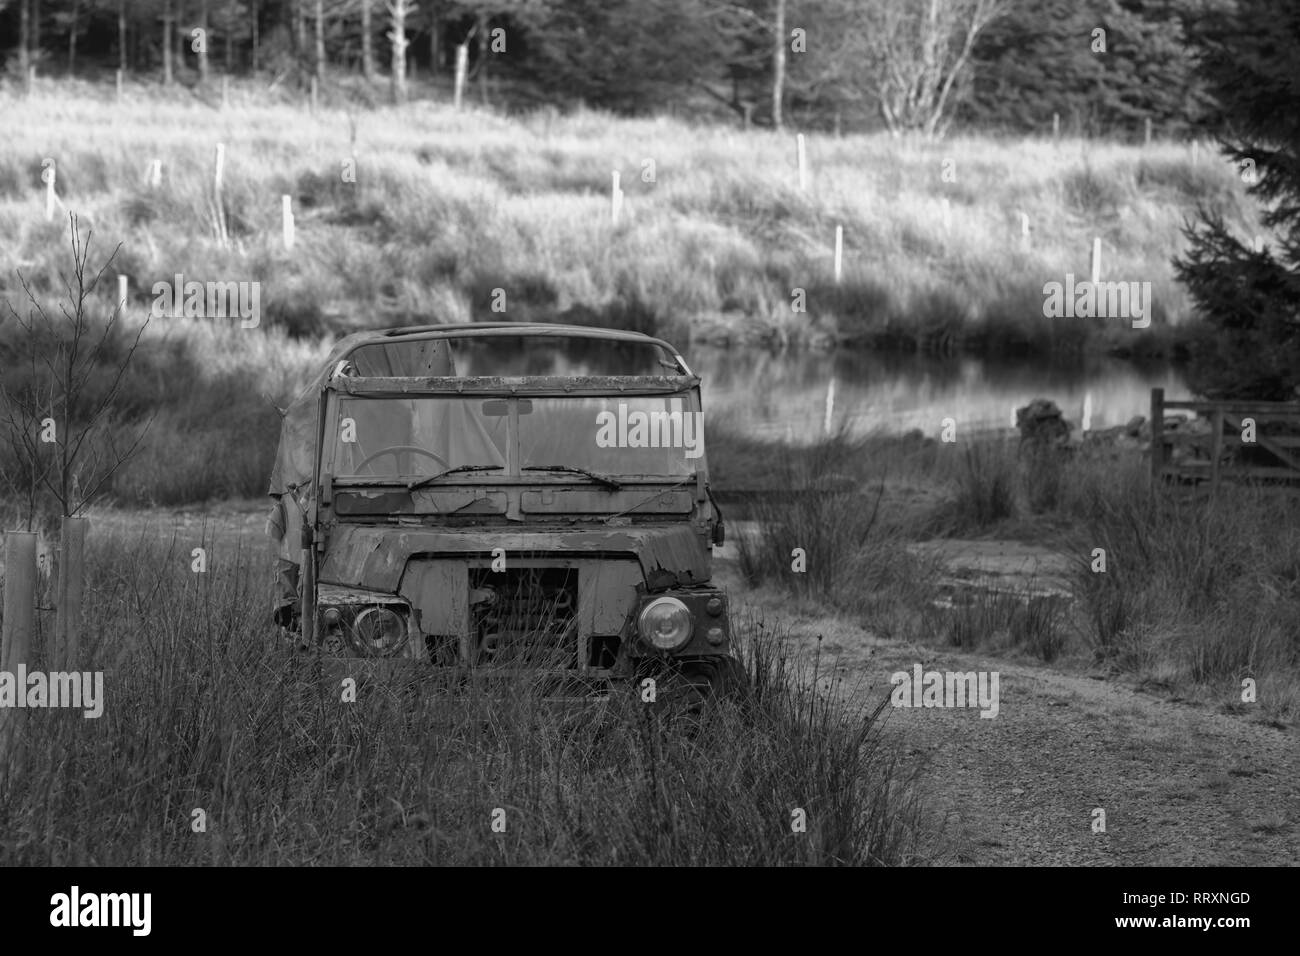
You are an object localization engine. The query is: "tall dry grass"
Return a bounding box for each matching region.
[723,424,1300,722]
[1062,475,1300,717]
[0,526,933,865]
[0,78,1264,354]
[0,303,330,507]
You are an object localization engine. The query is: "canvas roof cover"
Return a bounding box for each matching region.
[269,334,456,495]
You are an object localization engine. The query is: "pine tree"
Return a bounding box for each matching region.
[518,0,727,114]
[1174,0,1300,400]
[962,0,1210,137]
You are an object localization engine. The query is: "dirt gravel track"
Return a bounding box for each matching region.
[718,556,1300,867]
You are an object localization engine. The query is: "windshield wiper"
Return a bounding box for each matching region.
[601,475,695,522]
[522,465,622,490]
[407,464,504,491]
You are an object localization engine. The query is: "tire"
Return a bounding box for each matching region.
[707,655,750,701]
[649,656,749,728]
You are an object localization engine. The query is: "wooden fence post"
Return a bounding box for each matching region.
[213,143,228,244]
[44,162,56,221]
[1210,407,1225,494]
[1,532,36,674]
[834,225,843,284]
[824,377,835,435]
[52,516,87,671]
[1,532,37,785]
[453,44,468,110]
[282,195,295,251]
[115,68,123,102]
[796,133,807,192]
[1052,112,1060,141]
[1150,387,1164,488]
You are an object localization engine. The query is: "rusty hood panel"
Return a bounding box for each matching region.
[317,524,711,592]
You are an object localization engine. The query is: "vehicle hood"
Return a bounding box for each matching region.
[317,523,711,592]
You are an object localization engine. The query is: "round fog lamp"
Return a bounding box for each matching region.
[638,597,694,651]
[353,606,408,655]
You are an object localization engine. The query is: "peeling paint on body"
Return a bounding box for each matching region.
[317,524,710,593]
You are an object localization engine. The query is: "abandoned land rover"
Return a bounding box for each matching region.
[266,323,740,702]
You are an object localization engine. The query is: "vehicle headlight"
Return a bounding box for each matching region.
[351,606,408,655]
[638,597,693,651]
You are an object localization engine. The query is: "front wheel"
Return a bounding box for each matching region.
[645,656,749,725]
[703,655,750,700]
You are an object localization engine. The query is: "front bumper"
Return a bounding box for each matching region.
[306,563,731,676]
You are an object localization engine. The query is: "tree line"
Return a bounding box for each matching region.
[0,0,1251,136]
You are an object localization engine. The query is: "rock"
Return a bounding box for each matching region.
[1125,415,1145,437]
[1016,398,1072,447]
[1168,415,1222,465]
[813,472,857,493]
[1083,425,1125,446]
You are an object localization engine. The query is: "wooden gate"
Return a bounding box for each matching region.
[1150,388,1300,490]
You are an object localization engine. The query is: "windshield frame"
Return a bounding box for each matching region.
[320,378,707,487]
[334,374,699,397]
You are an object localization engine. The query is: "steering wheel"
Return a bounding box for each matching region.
[353,444,449,475]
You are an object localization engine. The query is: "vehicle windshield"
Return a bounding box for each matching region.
[331,393,703,480]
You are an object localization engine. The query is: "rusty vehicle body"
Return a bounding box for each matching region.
[266,323,736,699]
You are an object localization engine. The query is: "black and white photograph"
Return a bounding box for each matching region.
[0,0,1294,923]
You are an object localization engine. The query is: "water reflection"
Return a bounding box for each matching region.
[437,335,1193,443]
[684,346,1193,441]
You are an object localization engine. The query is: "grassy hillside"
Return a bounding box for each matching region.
[0,78,1271,509]
[0,78,1265,354]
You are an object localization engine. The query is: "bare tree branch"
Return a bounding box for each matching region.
[0,213,151,523]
